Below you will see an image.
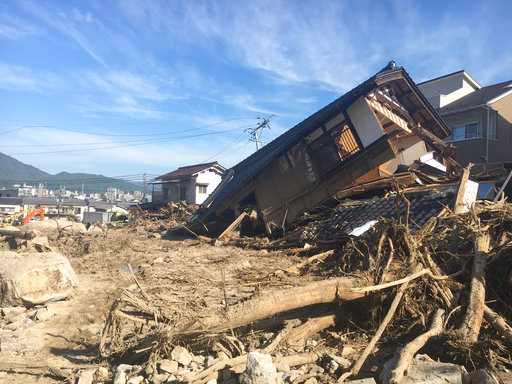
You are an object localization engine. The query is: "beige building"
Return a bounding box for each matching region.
[418,71,512,172]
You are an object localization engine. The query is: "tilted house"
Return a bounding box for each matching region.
[154,162,226,204]
[185,62,451,236]
[418,71,512,172]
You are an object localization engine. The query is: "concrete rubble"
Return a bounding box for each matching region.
[239,352,281,384]
[0,251,77,307]
[21,218,87,234]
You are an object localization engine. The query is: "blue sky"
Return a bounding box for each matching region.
[1,0,511,182]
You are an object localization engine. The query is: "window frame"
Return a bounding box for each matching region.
[197,185,208,194]
[446,122,481,142]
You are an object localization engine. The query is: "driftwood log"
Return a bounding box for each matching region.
[187,276,367,332]
[484,305,512,344]
[388,308,445,384]
[459,231,490,342]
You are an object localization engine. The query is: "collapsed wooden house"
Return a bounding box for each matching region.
[182,62,459,237]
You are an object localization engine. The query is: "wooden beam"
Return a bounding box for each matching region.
[493,169,512,203]
[453,165,473,214]
[218,211,248,239]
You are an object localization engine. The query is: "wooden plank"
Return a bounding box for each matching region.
[453,165,472,214]
[493,169,512,203]
[218,211,248,239]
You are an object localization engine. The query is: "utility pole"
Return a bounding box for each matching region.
[246,115,274,151]
[143,171,147,203]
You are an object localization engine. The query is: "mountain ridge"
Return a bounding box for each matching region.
[0,152,141,194]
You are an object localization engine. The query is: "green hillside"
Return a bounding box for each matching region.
[0,152,50,183]
[0,152,141,194]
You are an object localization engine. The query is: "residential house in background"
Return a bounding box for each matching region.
[0,189,19,197]
[418,71,512,172]
[0,195,130,225]
[152,162,226,204]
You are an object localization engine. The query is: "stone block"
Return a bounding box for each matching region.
[0,251,78,307]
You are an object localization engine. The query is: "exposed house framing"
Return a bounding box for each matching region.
[184,62,453,237]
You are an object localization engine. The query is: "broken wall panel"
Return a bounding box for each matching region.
[347,96,384,147]
[260,136,395,232]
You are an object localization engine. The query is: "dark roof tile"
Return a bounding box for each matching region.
[157,162,225,180]
[302,191,453,241]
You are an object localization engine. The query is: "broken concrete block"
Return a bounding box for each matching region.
[381,354,469,384]
[275,359,290,373]
[126,376,144,384]
[282,370,304,383]
[77,369,95,384]
[94,367,110,382]
[171,345,193,366]
[328,354,352,369]
[158,358,179,374]
[344,379,376,384]
[28,236,53,252]
[0,251,78,307]
[32,307,54,322]
[1,306,26,322]
[308,365,324,375]
[113,364,132,384]
[239,351,281,384]
[151,372,169,383]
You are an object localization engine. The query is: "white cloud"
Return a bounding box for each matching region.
[0,63,63,92]
[83,70,175,101]
[21,1,105,65]
[0,11,39,39]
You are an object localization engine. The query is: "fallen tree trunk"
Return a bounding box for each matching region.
[188,275,367,332]
[459,232,489,342]
[286,313,337,343]
[484,305,512,344]
[388,308,445,384]
[0,229,37,239]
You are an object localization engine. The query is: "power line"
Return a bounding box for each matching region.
[4,128,252,156]
[245,115,274,151]
[0,117,256,137]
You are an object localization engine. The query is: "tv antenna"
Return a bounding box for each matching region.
[246,114,274,151]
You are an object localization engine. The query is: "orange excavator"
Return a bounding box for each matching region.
[22,206,45,225]
[1,206,45,228]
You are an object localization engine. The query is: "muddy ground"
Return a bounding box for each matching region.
[0,227,312,383]
[1,222,511,384]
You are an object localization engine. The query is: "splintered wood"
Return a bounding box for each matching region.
[100,196,512,384]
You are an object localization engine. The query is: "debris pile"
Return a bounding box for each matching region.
[99,192,512,383]
[133,201,198,232]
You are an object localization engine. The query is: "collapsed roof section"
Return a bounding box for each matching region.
[184,62,454,237]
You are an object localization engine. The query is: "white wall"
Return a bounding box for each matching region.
[347,97,383,147]
[195,169,223,204]
[419,72,479,108]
